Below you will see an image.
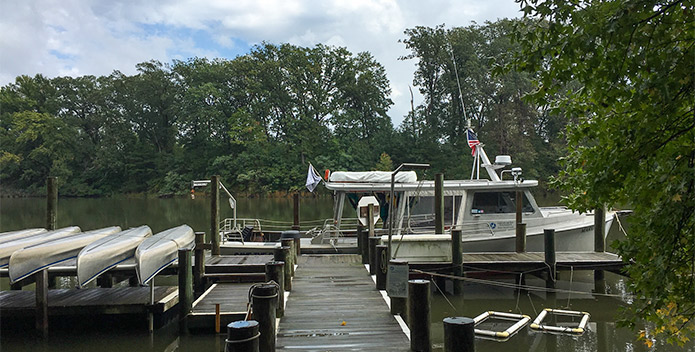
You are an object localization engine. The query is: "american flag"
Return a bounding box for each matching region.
[467,129,480,156]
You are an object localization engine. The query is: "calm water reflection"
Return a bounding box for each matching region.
[1,197,693,351]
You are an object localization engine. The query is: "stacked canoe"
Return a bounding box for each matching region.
[0,224,195,287]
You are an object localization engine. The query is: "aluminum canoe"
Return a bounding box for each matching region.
[9,226,122,283]
[76,225,152,288]
[0,227,81,268]
[135,225,194,285]
[0,228,47,244]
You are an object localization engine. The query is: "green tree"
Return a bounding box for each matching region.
[514,0,694,344]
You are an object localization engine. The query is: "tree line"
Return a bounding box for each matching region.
[1,19,562,197]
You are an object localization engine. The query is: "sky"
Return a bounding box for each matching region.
[0,0,522,126]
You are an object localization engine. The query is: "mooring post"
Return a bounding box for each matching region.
[46,176,57,230]
[226,320,260,352]
[594,206,605,252]
[292,193,300,231]
[409,279,431,352]
[178,248,193,333]
[451,229,464,294]
[265,261,285,318]
[363,204,375,264]
[516,190,526,253]
[368,236,380,275]
[211,175,221,256]
[97,273,114,288]
[443,317,475,352]
[435,173,444,235]
[274,246,292,291]
[376,245,388,290]
[194,232,206,294]
[356,224,364,259]
[280,238,295,278]
[544,229,556,280]
[251,283,278,352]
[388,259,409,319]
[36,269,49,337]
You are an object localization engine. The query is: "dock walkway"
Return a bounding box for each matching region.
[276,254,410,351]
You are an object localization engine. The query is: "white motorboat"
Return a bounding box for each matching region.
[320,129,620,262]
[8,226,122,283]
[135,225,195,285]
[0,228,47,244]
[0,227,81,267]
[76,225,152,287]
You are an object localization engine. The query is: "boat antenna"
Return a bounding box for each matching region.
[448,40,470,130]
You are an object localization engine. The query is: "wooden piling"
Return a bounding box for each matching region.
[280,238,295,278]
[357,224,364,259]
[194,232,206,294]
[251,283,278,352]
[274,246,292,291]
[544,229,556,280]
[363,204,375,264]
[46,177,57,230]
[516,190,526,253]
[376,245,388,290]
[226,320,260,352]
[292,193,300,231]
[265,261,285,318]
[408,279,431,352]
[211,175,221,255]
[516,223,527,253]
[97,273,114,288]
[368,236,380,275]
[451,229,464,294]
[435,173,444,234]
[178,248,193,333]
[594,206,605,252]
[35,269,49,337]
[443,317,475,352]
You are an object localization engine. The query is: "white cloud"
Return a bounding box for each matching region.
[0,0,521,125]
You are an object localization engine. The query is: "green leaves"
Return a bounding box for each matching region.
[516,0,695,344]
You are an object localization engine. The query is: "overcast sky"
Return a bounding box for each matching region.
[0,0,521,126]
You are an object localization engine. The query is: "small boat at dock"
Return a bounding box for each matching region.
[135,225,194,285]
[8,226,122,283]
[0,227,81,267]
[76,225,152,287]
[0,228,47,244]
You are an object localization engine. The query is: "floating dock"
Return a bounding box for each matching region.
[276,254,410,351]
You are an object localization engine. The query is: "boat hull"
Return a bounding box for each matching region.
[385,215,616,262]
[0,227,81,267]
[76,226,152,287]
[0,228,47,244]
[9,226,122,283]
[135,225,194,285]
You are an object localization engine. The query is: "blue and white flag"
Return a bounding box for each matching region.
[305,163,322,192]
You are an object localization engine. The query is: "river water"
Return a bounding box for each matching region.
[0,196,692,351]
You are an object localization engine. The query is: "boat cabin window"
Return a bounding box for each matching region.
[408,196,462,226]
[471,191,534,214]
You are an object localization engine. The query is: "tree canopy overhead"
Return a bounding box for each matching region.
[514,0,694,345]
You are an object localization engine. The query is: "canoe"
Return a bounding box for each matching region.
[8,226,122,283]
[0,227,81,268]
[135,225,195,285]
[0,228,47,244]
[76,225,152,288]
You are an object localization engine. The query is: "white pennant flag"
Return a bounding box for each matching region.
[305,163,322,192]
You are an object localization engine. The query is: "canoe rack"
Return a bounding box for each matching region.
[529,308,590,335]
[473,311,531,340]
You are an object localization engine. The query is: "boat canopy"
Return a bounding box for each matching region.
[329,171,417,184]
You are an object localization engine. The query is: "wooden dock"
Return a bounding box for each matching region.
[410,251,625,274]
[0,286,178,317]
[276,254,410,351]
[187,282,255,330]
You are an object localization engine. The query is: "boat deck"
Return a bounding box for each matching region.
[276,254,410,351]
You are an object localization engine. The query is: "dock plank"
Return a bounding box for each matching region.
[277,254,410,352]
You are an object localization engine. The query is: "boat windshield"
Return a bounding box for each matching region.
[471,191,534,214]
